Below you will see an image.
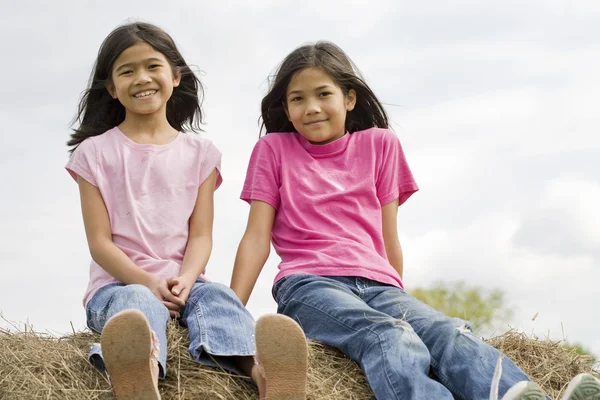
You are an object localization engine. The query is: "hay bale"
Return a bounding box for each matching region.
[486,329,598,399]
[0,322,597,399]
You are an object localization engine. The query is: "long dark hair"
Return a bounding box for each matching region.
[67,22,203,153]
[260,41,388,136]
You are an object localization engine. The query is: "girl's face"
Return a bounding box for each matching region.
[285,67,356,144]
[107,42,180,120]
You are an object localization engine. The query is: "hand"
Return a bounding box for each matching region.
[147,276,186,319]
[167,274,196,304]
[160,275,196,319]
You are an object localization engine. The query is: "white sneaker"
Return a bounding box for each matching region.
[501,381,546,400]
[560,373,600,400]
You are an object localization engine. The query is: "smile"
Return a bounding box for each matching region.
[305,119,327,126]
[133,90,157,98]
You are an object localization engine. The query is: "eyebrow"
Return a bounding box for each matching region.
[288,85,332,95]
[115,57,165,72]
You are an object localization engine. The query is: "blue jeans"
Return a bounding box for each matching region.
[86,280,256,378]
[273,274,532,400]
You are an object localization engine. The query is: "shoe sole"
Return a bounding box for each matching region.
[101,309,161,400]
[561,373,600,400]
[256,314,308,400]
[502,381,546,400]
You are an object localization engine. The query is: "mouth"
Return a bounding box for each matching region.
[305,119,327,126]
[133,90,158,99]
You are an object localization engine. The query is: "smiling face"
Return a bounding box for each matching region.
[285,67,356,144]
[107,41,181,120]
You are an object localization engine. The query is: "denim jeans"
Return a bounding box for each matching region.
[86,280,256,378]
[273,274,533,400]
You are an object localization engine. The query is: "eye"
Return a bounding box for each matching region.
[319,91,332,97]
[149,64,161,69]
[290,96,302,102]
[119,70,133,76]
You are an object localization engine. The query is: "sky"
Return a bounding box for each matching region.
[1,0,598,361]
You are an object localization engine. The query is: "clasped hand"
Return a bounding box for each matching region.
[147,275,195,319]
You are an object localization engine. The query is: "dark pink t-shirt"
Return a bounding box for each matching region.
[241,128,418,288]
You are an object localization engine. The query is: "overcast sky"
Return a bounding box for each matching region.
[1,0,598,360]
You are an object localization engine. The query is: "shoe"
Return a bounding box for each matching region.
[501,381,546,400]
[255,314,308,400]
[101,309,161,400]
[560,373,600,400]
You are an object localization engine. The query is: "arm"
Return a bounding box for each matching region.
[381,198,404,279]
[78,176,183,306]
[230,200,276,306]
[170,170,217,301]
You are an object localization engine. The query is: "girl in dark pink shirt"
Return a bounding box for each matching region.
[232,41,598,400]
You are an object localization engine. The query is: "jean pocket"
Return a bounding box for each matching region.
[272,276,290,304]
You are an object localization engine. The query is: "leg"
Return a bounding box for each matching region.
[180,281,256,372]
[361,280,534,400]
[86,284,170,378]
[181,281,308,400]
[273,274,453,400]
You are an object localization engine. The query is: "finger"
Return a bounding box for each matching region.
[166,277,180,288]
[169,309,180,319]
[178,288,191,304]
[162,301,181,311]
[161,288,185,306]
[171,283,183,296]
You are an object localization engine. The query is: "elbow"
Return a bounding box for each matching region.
[242,231,271,259]
[256,236,271,262]
[258,235,270,256]
[88,236,111,263]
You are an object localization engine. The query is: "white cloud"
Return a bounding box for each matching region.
[514,179,600,257]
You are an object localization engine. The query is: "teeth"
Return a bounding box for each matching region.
[134,90,156,98]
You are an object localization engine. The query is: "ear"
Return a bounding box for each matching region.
[105,82,117,99]
[345,89,357,112]
[172,67,182,88]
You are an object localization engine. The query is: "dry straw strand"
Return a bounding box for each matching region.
[1,321,597,399]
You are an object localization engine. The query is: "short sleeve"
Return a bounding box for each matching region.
[375,130,419,206]
[65,139,98,186]
[240,138,281,210]
[199,140,223,190]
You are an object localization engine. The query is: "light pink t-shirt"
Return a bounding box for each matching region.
[66,127,222,307]
[241,128,418,289]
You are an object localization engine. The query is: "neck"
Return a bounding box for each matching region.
[119,109,177,138]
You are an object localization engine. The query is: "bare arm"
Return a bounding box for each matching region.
[78,176,183,306]
[381,198,404,279]
[178,170,217,282]
[230,200,276,305]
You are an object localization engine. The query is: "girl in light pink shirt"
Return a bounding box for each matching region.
[66,21,308,400]
[231,41,598,400]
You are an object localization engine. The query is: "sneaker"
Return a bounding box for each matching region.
[254,314,308,400]
[560,373,600,400]
[101,309,161,400]
[501,381,547,400]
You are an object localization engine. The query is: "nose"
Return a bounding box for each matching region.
[305,98,321,115]
[134,70,152,85]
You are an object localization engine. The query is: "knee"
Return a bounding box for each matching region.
[188,282,240,304]
[429,317,471,335]
[115,284,163,310]
[363,319,430,360]
[367,319,425,346]
[422,316,477,346]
